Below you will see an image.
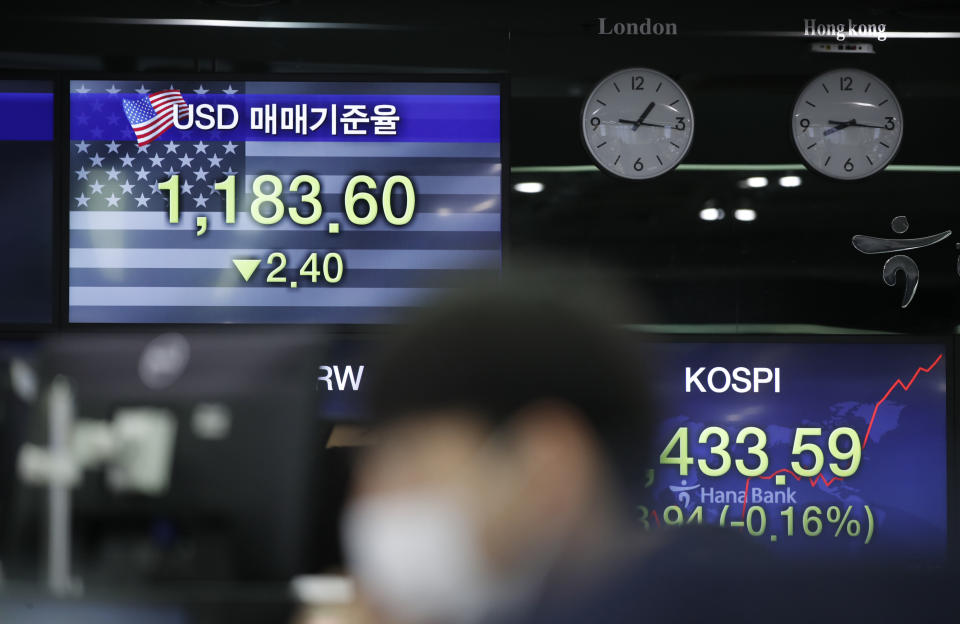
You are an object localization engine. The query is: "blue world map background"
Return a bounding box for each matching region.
[640,341,947,563]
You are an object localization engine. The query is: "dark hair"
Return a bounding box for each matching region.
[365,268,656,497]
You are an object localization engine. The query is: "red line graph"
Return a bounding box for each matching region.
[739,353,943,518]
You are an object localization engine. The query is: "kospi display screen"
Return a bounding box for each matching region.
[67,78,503,324]
[311,336,950,561]
[0,79,54,325]
[644,341,948,562]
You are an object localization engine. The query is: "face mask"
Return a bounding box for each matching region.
[341,491,496,624]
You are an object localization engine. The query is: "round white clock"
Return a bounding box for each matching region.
[791,69,903,180]
[581,68,694,180]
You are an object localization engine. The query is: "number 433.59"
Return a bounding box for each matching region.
[660,426,862,479]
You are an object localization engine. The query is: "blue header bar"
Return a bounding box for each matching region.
[0,93,53,141]
[70,91,501,143]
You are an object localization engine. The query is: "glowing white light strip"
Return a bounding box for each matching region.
[714,30,960,39]
[512,164,960,174]
[50,16,411,31]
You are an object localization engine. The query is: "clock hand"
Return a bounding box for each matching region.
[616,102,659,131]
[633,101,656,129]
[824,119,855,137]
[616,118,670,128]
[824,119,886,136]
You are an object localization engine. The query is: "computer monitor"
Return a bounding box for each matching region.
[309,334,951,564]
[0,79,55,325]
[639,338,949,564]
[5,329,328,584]
[66,76,504,325]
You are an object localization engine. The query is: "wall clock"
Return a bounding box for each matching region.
[581,68,694,180]
[791,68,903,180]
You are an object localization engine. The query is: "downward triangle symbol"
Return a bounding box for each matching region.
[232,258,261,282]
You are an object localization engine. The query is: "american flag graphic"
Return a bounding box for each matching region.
[69,80,502,324]
[121,89,189,146]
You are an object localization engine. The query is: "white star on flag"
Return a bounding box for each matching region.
[71,105,244,222]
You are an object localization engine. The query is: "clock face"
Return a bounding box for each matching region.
[791,69,903,180]
[581,68,694,180]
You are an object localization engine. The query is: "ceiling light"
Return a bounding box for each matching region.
[734,208,757,222]
[778,175,802,187]
[699,207,725,221]
[513,181,544,194]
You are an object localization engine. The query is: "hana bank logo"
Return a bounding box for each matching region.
[852,215,958,308]
[669,479,701,508]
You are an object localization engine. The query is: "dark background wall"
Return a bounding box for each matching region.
[2,2,960,332]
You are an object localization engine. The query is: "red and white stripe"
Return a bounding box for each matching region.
[132,89,190,146]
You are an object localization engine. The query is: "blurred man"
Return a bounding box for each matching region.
[340,272,659,624]
[339,272,959,624]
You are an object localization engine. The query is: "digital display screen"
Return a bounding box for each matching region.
[67,79,502,324]
[313,337,949,561]
[0,80,54,324]
[644,341,947,562]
